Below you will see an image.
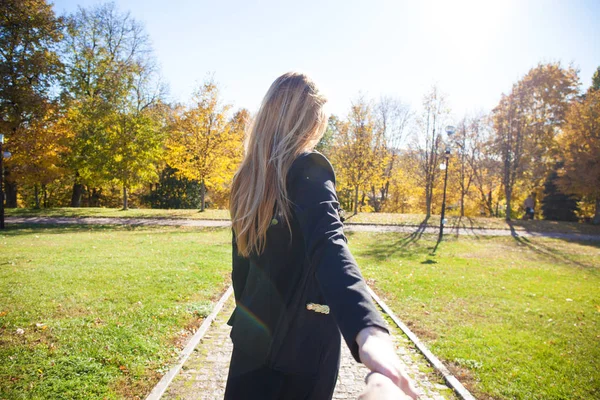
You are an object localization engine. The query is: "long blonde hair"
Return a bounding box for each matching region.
[229,72,328,257]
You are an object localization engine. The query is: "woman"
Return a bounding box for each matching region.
[225,72,418,400]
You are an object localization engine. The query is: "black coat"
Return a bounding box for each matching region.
[227,150,389,376]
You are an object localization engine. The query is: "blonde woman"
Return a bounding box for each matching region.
[225,72,418,400]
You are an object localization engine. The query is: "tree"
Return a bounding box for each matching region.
[0,0,64,206]
[467,115,501,216]
[142,165,202,209]
[541,164,579,222]
[556,88,600,224]
[373,96,412,211]
[592,66,600,91]
[412,85,451,217]
[62,1,152,207]
[451,114,490,217]
[330,97,388,215]
[105,60,167,209]
[491,63,580,220]
[8,106,69,208]
[165,80,242,211]
[315,115,337,157]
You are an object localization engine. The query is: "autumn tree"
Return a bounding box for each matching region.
[412,85,451,217]
[165,80,243,211]
[372,96,412,211]
[8,107,69,208]
[556,87,600,224]
[450,113,491,217]
[491,62,580,220]
[330,97,388,215]
[466,115,502,216]
[0,0,64,206]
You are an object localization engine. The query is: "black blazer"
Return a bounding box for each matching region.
[227,150,389,374]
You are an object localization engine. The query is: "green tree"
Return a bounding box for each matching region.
[142,165,202,209]
[541,165,579,222]
[591,66,600,91]
[62,1,152,207]
[0,0,64,206]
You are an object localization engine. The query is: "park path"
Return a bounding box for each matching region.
[6,216,600,241]
[158,290,457,400]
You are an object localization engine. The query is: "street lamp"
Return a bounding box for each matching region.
[438,125,456,242]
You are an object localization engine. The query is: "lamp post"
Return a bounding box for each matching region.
[438,125,455,242]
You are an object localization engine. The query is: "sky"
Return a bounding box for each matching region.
[51,0,600,120]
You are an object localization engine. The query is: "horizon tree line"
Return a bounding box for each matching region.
[1,0,599,223]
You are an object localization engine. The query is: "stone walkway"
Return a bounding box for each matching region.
[161,293,457,400]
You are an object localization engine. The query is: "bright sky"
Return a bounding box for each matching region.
[52,0,600,120]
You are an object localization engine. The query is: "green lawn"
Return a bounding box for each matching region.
[349,232,600,400]
[5,207,231,220]
[7,207,600,235]
[0,225,232,399]
[1,225,598,399]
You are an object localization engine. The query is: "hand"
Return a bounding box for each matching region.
[356,326,419,400]
[359,372,413,400]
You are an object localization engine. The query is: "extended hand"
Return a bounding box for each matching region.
[359,372,413,400]
[357,326,419,399]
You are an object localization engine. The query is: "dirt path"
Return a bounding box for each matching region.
[7,216,600,241]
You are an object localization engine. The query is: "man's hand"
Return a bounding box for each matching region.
[356,326,419,400]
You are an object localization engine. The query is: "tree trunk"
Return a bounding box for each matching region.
[34,184,40,209]
[200,179,206,211]
[593,198,600,225]
[353,185,359,215]
[42,184,48,208]
[71,183,84,207]
[4,179,17,208]
[505,190,512,221]
[87,186,92,207]
[425,189,432,218]
[122,185,128,210]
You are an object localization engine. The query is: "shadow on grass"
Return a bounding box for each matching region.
[506,221,599,270]
[450,216,482,239]
[357,217,436,261]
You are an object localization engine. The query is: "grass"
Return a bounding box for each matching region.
[0,225,232,400]
[7,207,600,235]
[1,224,598,399]
[347,231,600,400]
[345,213,600,235]
[5,207,230,220]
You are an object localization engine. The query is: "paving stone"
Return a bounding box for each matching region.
[162,294,459,400]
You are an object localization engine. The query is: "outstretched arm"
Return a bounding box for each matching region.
[287,152,389,361]
[288,152,418,399]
